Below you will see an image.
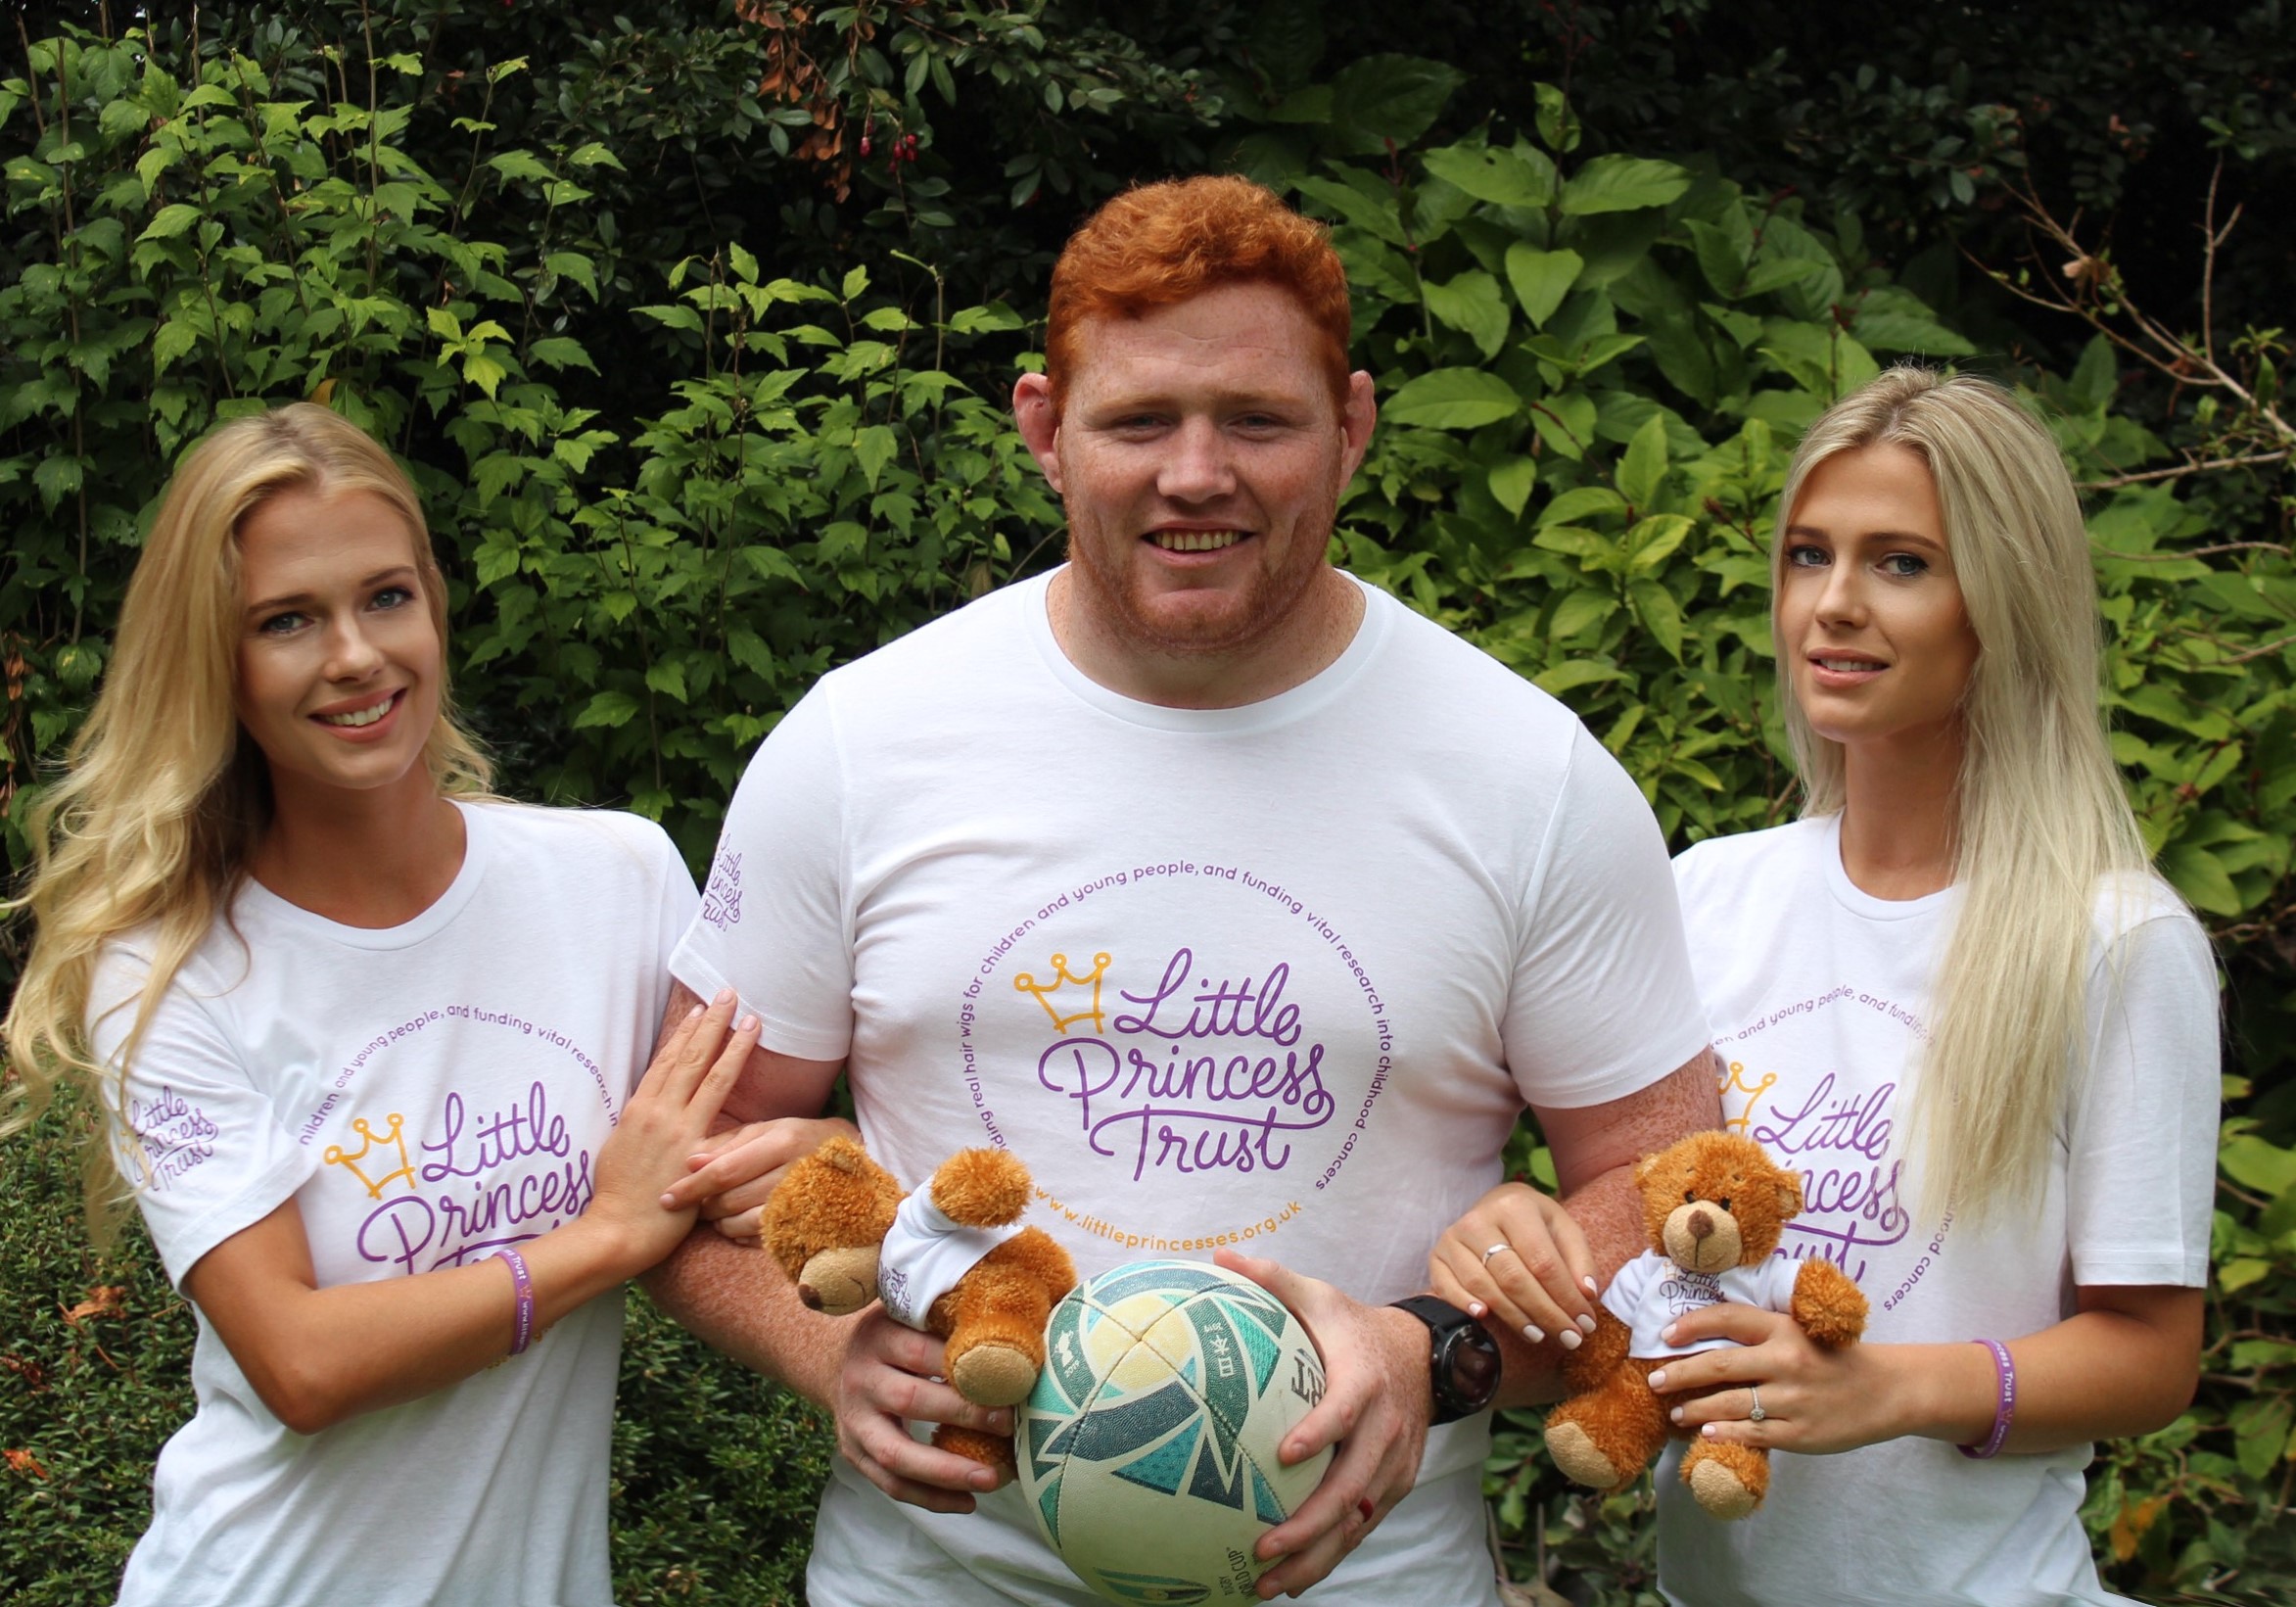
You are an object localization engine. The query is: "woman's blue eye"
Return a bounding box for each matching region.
[1881,553,1928,578]
[372,586,415,610]
[258,611,306,635]
[1786,545,1828,567]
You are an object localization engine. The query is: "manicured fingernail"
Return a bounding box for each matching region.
[1559,1328,1581,1350]
[1467,1300,1486,1318]
[713,987,735,1005]
[1576,1313,1597,1335]
[737,1013,759,1032]
[684,1004,703,1019]
[1523,1323,1544,1344]
[1701,1423,1717,1439]
[1582,1275,1599,1294]
[971,1467,998,1489]
[1669,1406,1684,1424]
[658,1192,678,1207]
[1662,1323,1679,1345]
[1649,1368,1667,1390]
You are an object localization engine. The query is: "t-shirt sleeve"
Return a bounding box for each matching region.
[1503,725,1715,1108]
[1601,1250,1655,1318]
[90,947,317,1289]
[669,685,855,1061]
[2066,906,2221,1289]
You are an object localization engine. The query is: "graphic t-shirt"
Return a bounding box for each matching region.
[672,569,1713,1606]
[1602,1252,1800,1359]
[93,801,696,1607]
[1658,814,2218,1607]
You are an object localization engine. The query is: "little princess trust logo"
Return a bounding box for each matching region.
[953,859,1398,1235]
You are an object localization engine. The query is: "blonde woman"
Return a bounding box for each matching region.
[1431,369,2218,1604]
[3,404,759,1606]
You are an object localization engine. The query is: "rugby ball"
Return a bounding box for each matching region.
[1016,1259,1333,1604]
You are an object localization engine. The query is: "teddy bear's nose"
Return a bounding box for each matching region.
[1687,1207,1714,1241]
[797,1283,824,1310]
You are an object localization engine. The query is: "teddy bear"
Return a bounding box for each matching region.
[761,1135,1077,1469]
[1543,1130,1867,1520]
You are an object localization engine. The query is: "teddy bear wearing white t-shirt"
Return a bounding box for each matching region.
[1546,1131,1869,1518]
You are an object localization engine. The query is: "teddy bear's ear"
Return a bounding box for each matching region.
[818,1136,868,1175]
[1773,1166,1804,1220]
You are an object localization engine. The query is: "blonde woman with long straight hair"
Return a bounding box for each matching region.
[1431,368,2218,1604]
[3,403,762,1606]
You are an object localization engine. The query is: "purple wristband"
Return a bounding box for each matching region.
[494,1247,536,1357]
[1957,1339,2015,1459]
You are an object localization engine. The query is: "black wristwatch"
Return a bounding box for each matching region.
[1388,1295,1501,1424]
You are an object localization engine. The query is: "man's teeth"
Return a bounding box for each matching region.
[318,697,394,728]
[1150,530,1245,552]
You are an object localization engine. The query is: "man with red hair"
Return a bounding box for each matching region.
[652,175,1717,1604]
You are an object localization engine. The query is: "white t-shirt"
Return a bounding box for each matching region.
[672,569,1713,1605]
[94,801,696,1607]
[1658,814,2218,1607]
[1602,1252,1801,1359]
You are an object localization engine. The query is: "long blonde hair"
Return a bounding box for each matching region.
[2,404,492,1184]
[1774,367,2160,1225]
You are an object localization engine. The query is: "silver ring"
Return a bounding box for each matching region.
[1481,1243,1512,1264]
[1747,1386,1766,1424]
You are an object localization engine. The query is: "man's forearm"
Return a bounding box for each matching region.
[1490,1161,1646,1409]
[640,1225,843,1406]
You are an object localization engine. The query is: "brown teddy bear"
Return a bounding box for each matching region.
[762,1136,1076,1469]
[1545,1130,1867,1519]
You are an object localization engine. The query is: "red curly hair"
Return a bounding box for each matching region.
[1044,174,1352,414]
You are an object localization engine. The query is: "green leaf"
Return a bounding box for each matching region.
[2231,1397,2293,1482]
[1626,514,1695,575]
[1540,487,1626,526]
[841,265,869,301]
[2217,1257,2273,1294]
[1504,244,1582,329]
[645,661,688,703]
[1529,391,1597,459]
[152,320,198,375]
[1326,55,1464,154]
[1292,175,1409,248]
[138,203,203,241]
[528,337,596,373]
[488,150,554,183]
[1486,456,1537,518]
[854,424,900,491]
[1628,578,1685,659]
[1548,589,1616,642]
[31,454,81,509]
[567,141,625,170]
[1617,412,1669,508]
[1421,144,1555,209]
[2221,1136,2296,1198]
[1422,270,1510,358]
[1384,368,1522,429]
[1533,83,1582,154]
[544,251,599,299]
[1533,660,1627,695]
[2163,843,2242,917]
[574,689,640,730]
[1558,156,1692,216]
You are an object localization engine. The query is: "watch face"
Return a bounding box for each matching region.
[1446,1329,1501,1405]
[1441,1326,1502,1410]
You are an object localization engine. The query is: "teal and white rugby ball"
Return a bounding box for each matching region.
[1016,1259,1332,1605]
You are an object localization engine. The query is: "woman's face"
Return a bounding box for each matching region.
[234,485,442,806]
[1776,442,1981,762]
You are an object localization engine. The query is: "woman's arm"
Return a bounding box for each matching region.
[181,993,758,1435]
[1652,1282,2203,1455]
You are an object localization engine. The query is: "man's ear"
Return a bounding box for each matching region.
[1338,369,1377,480]
[1012,372,1064,495]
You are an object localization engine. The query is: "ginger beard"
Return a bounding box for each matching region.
[1042,282,1364,664]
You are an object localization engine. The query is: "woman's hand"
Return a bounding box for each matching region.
[660,1114,861,1240]
[1427,1181,1601,1348]
[587,990,759,1268]
[1648,1302,1921,1455]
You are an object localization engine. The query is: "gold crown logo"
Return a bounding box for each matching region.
[1013,951,1113,1035]
[323,1112,416,1198]
[1720,1058,1776,1136]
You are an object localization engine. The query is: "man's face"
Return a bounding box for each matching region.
[1018,282,1375,663]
